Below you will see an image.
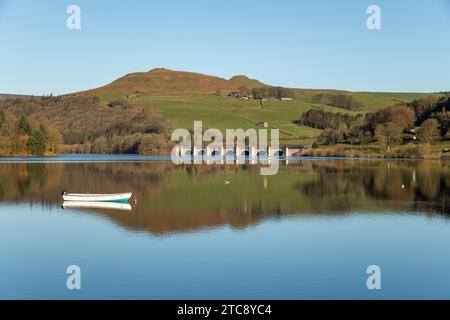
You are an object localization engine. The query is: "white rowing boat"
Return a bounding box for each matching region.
[62,191,132,202]
[62,201,132,211]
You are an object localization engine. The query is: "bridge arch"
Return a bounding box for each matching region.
[272,150,284,157]
[257,150,267,157]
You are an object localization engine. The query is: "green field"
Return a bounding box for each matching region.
[95,90,429,146]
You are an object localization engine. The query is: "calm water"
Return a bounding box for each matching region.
[1,156,450,299]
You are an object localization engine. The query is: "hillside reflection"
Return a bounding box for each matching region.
[1,160,449,234]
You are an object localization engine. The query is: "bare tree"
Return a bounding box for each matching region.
[375,122,402,152]
[417,118,440,146]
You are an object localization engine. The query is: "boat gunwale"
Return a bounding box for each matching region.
[64,192,132,197]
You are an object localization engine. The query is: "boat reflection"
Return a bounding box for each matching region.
[62,201,132,211]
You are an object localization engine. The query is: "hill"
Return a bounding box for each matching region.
[83,68,241,96]
[70,68,432,147]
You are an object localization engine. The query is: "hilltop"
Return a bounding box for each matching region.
[83,68,244,96]
[229,75,269,89]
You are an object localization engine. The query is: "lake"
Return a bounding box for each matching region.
[0,156,449,299]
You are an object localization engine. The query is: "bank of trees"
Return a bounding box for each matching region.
[410,95,450,135]
[0,95,171,155]
[299,108,374,146]
[0,111,62,156]
[298,109,363,130]
[299,95,450,153]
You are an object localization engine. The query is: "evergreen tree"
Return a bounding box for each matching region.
[0,111,12,136]
[39,123,47,139]
[18,116,32,135]
[0,111,14,155]
[27,129,46,155]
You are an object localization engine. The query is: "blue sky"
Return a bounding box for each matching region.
[0,0,450,95]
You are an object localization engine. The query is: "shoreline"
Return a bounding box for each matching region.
[1,153,449,162]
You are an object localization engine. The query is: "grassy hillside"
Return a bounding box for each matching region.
[93,93,324,144]
[293,89,428,113]
[95,92,430,145]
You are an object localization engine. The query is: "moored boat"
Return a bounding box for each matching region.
[62,191,132,202]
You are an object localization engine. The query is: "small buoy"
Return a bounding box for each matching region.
[401,184,405,189]
[224,180,230,185]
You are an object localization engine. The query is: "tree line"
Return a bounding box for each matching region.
[311,93,364,111]
[0,95,171,155]
[231,86,295,100]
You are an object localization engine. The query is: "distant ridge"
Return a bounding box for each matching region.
[0,93,35,100]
